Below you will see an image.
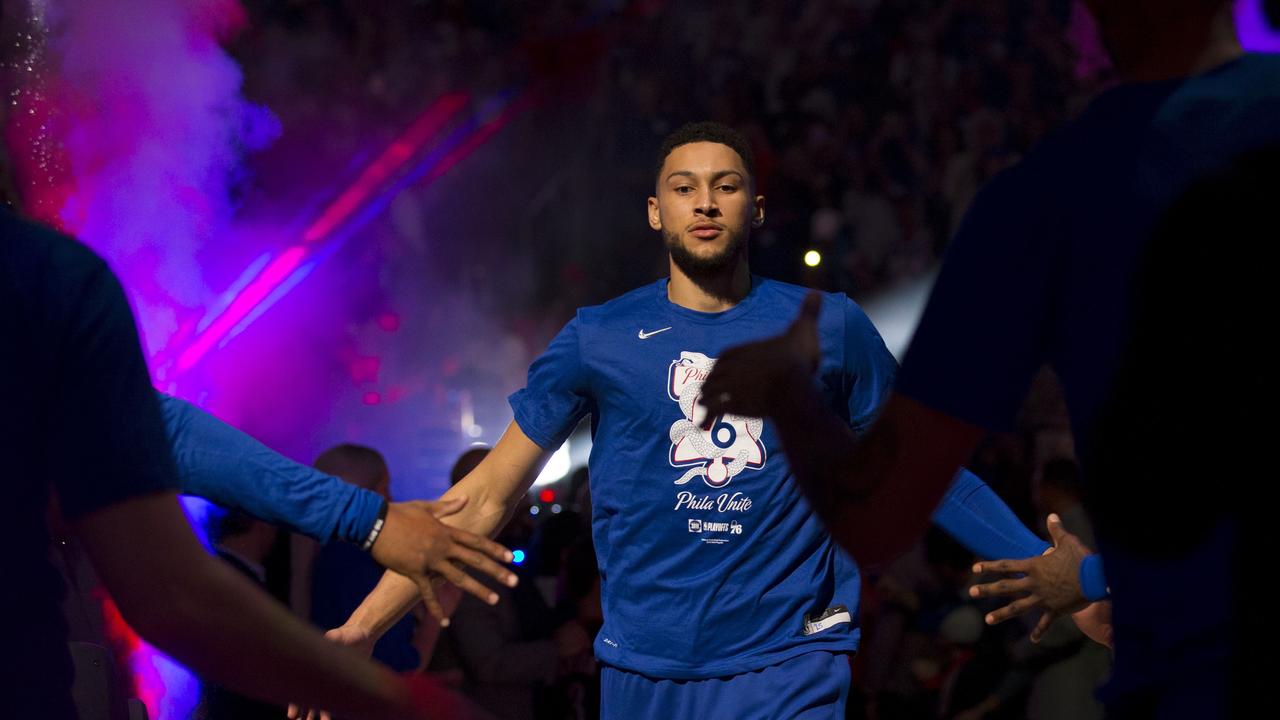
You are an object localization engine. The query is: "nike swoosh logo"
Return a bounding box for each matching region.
[638,327,672,339]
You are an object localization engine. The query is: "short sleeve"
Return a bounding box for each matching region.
[48,258,178,517]
[842,297,899,434]
[508,317,593,450]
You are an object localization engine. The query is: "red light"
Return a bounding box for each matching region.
[441,356,460,377]
[539,489,555,503]
[349,356,381,384]
[376,312,401,332]
[362,391,381,405]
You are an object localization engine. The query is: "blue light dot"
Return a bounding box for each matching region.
[512,550,526,564]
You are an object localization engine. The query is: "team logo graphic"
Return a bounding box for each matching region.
[667,351,766,488]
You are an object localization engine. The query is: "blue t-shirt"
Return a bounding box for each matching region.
[1,208,179,718]
[511,277,894,678]
[896,53,1280,707]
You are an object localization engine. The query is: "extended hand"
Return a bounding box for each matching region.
[371,496,518,623]
[969,514,1111,645]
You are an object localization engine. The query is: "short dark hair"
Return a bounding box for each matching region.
[450,447,490,486]
[655,121,755,187]
[314,443,388,491]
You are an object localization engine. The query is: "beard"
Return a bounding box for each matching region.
[664,225,748,284]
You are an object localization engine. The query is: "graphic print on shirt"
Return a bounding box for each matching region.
[667,351,766,489]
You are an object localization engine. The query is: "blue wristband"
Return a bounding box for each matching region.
[1079,553,1109,601]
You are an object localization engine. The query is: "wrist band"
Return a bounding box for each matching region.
[361,499,389,551]
[1079,553,1110,602]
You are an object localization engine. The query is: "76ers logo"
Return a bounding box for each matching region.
[668,352,766,488]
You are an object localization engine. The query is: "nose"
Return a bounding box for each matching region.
[694,188,719,217]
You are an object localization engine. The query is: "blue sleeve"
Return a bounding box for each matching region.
[508,317,593,450]
[931,468,1051,560]
[841,297,898,434]
[157,393,383,544]
[895,166,1057,431]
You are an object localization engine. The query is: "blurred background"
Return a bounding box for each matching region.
[6,1,1278,718]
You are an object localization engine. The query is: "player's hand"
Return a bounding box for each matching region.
[287,625,376,720]
[370,496,517,623]
[1068,599,1114,648]
[968,514,1092,640]
[701,290,822,419]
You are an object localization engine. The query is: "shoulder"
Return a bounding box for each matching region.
[575,278,667,327]
[1,210,120,335]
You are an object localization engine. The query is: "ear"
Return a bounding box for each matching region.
[751,194,765,228]
[648,196,662,231]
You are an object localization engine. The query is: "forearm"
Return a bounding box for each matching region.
[149,555,406,715]
[158,392,381,543]
[773,390,979,566]
[347,571,424,639]
[348,481,523,638]
[770,382,869,531]
[932,468,1051,560]
[443,422,548,538]
[348,479,513,639]
[438,467,524,541]
[75,493,408,718]
[348,421,546,637]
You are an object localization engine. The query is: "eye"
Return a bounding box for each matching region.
[717,184,738,193]
[674,185,694,195]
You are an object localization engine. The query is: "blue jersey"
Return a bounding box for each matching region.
[512,277,895,678]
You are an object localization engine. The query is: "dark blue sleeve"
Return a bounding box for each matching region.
[508,317,593,451]
[157,393,382,544]
[49,258,178,517]
[896,165,1057,431]
[841,297,898,434]
[931,468,1051,560]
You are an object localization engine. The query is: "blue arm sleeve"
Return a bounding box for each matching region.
[157,392,383,545]
[931,468,1051,560]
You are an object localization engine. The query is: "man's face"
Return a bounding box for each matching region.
[648,141,764,279]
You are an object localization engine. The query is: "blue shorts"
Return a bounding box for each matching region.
[601,651,851,720]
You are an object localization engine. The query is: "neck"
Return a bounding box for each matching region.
[666,258,752,312]
[1104,2,1243,83]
